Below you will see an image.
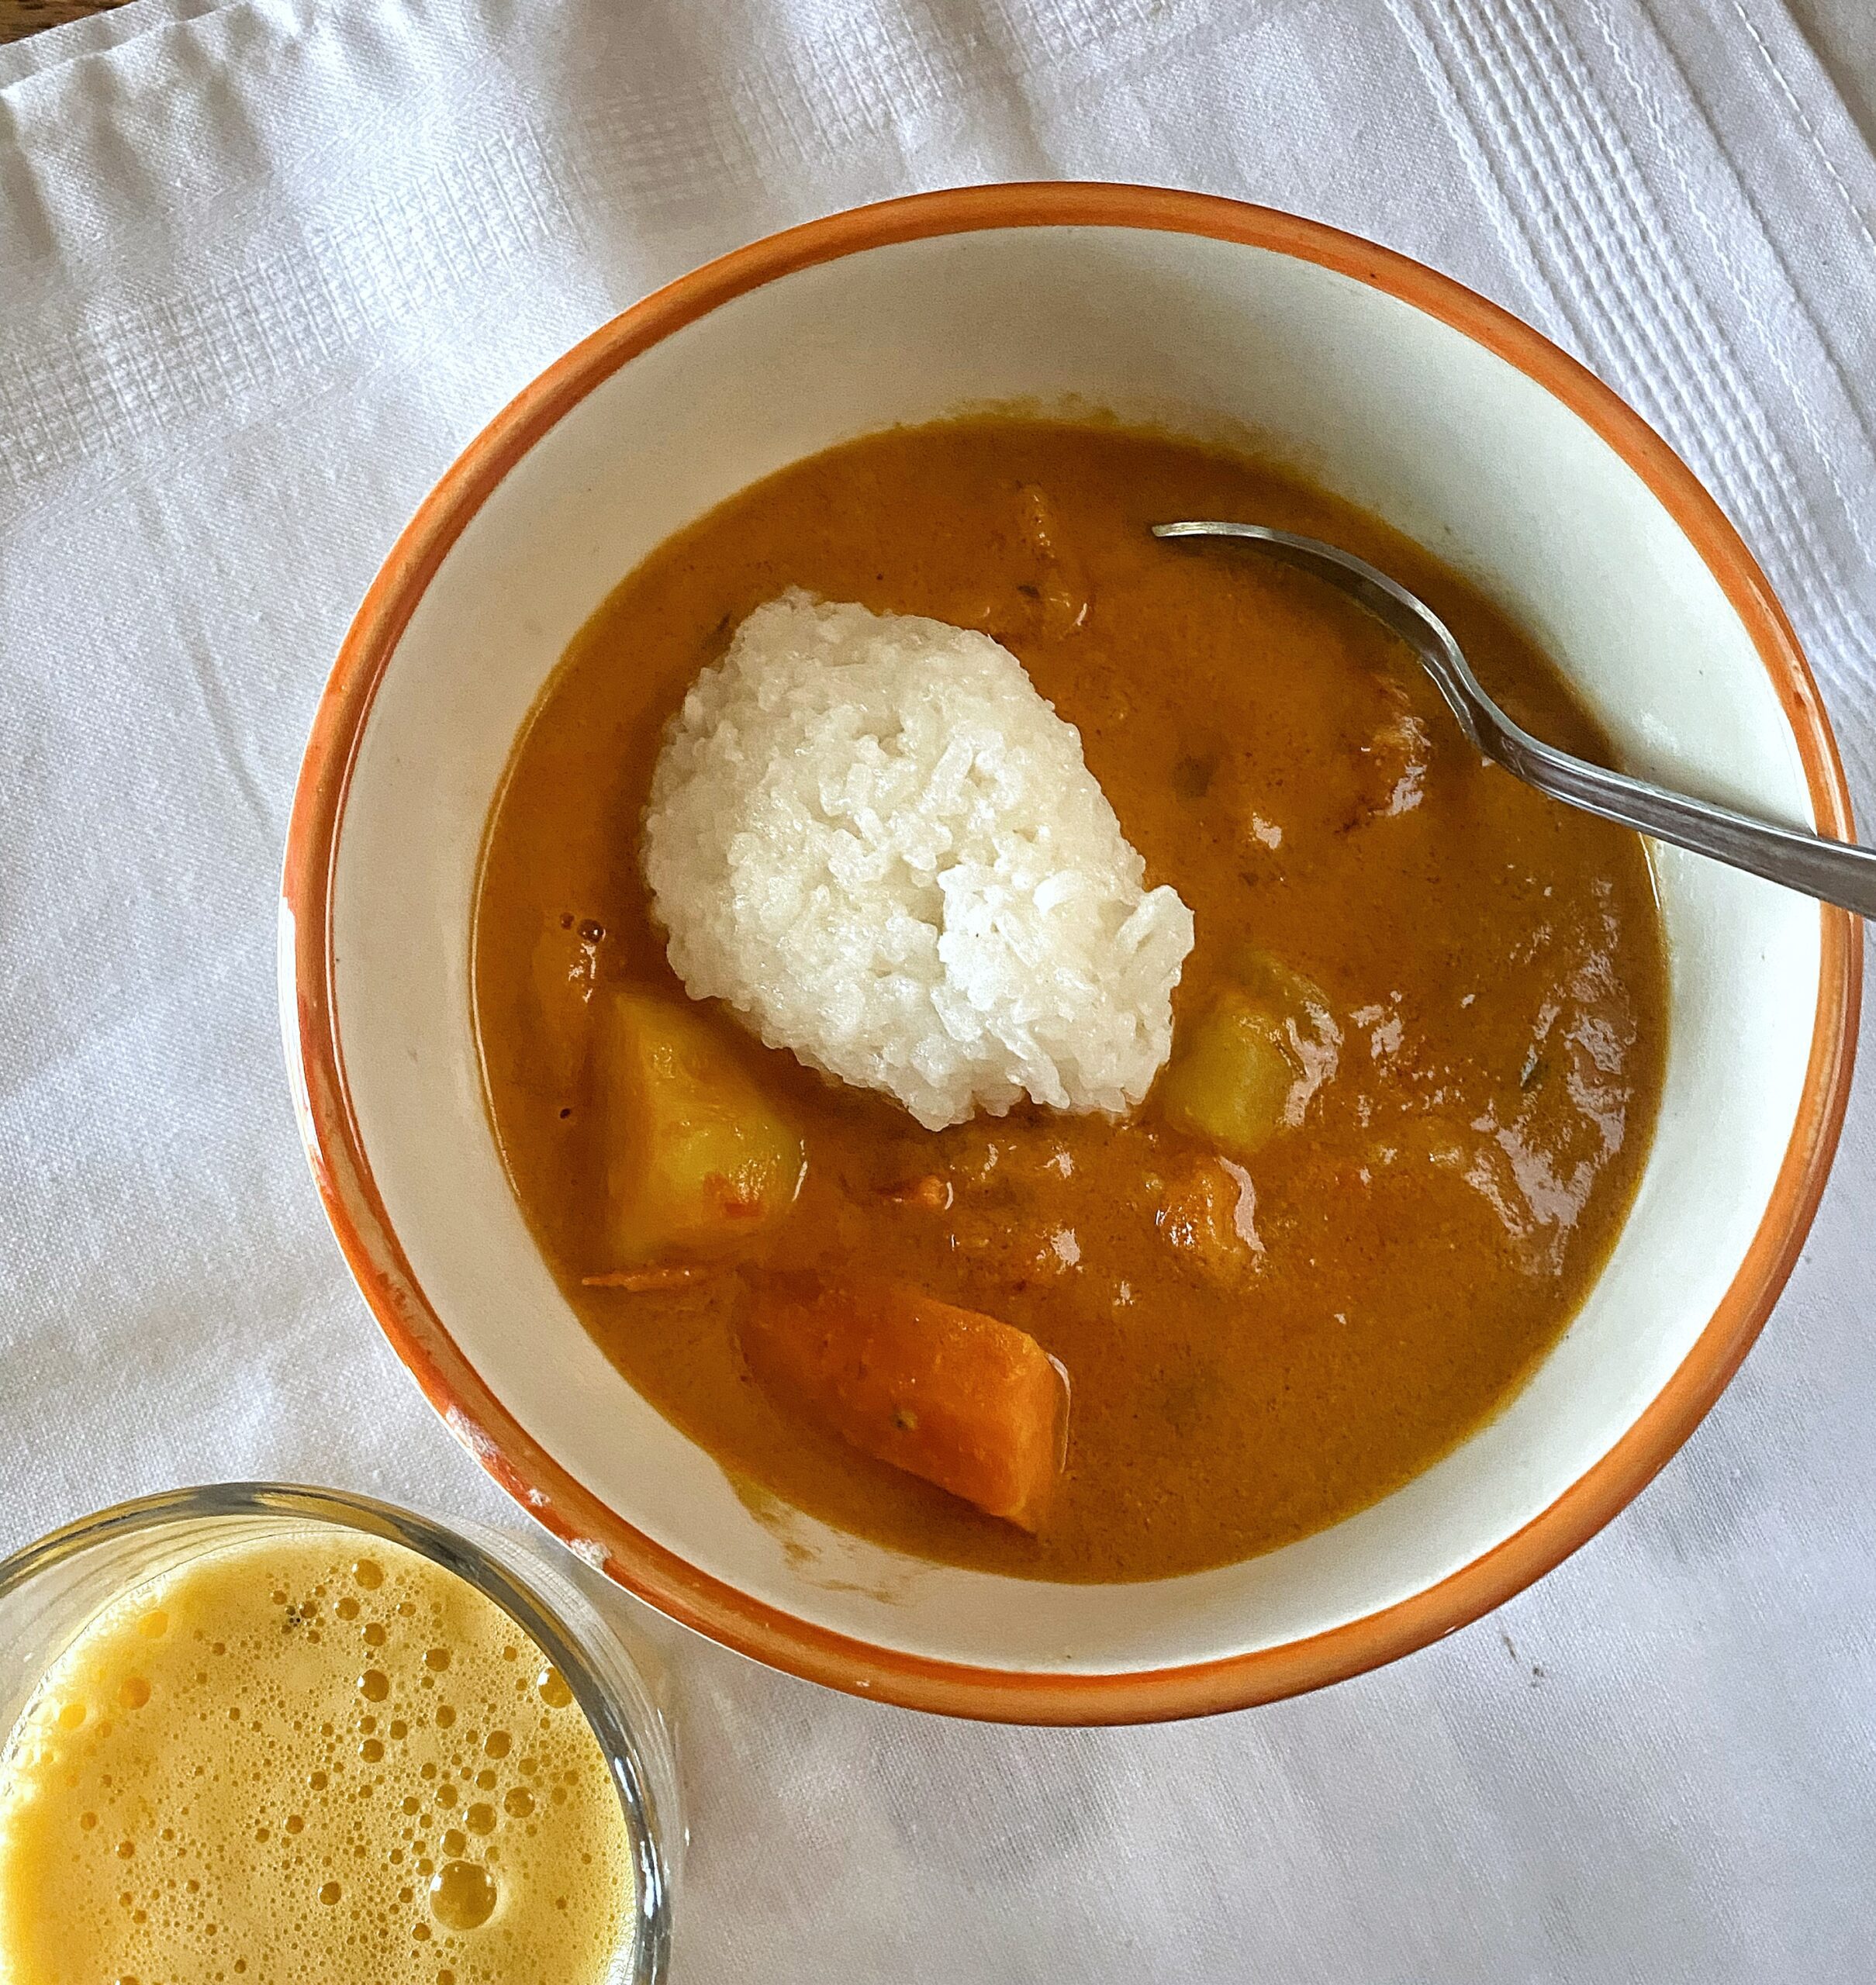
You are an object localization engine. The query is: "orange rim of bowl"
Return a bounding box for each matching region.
[282,182,1860,1724]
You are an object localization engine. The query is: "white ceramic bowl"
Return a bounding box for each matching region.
[283,185,1859,1723]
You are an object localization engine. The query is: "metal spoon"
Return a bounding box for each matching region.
[1152,521,1874,919]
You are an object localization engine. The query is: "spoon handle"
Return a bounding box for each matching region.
[1493,722,1876,919]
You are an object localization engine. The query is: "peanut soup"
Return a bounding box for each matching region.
[472,418,1667,1583]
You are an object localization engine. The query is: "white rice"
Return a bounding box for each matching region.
[642,591,1195,1131]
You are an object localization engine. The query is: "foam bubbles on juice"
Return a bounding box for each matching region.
[0,1533,634,1984]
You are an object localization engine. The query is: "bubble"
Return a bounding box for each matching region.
[361,1740,384,1763]
[351,1560,384,1591]
[413,1921,432,1942]
[285,1816,304,1836]
[319,1880,342,1905]
[425,1648,451,1673]
[138,1610,169,1639]
[57,1701,88,1731]
[442,1828,467,1857]
[435,1706,456,1730]
[362,1623,387,1650]
[309,1771,329,1790]
[119,1678,151,1711]
[116,1839,135,1859]
[402,1797,420,1817]
[389,1719,408,1740]
[429,1860,498,1931]
[483,1731,511,1759]
[358,1670,389,1704]
[502,1790,533,1820]
[336,1597,359,1621]
[465,1803,496,1836]
[475,1769,496,1792]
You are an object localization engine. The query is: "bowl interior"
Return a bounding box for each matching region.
[325,223,1822,1676]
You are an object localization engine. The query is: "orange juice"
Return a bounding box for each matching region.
[0,1531,633,1983]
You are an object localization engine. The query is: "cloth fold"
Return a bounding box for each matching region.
[2,2,1873,1978]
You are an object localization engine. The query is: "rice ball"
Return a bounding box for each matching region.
[642,591,1195,1131]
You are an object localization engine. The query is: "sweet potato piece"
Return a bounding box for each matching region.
[741,1279,1066,1531]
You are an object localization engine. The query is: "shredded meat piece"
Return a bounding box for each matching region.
[879,1175,954,1210]
[1346,675,1432,827]
[1015,484,1090,638]
[581,1265,714,1292]
[1155,1158,1258,1280]
[971,483,1092,641]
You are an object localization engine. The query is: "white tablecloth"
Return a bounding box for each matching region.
[4,2,1874,1977]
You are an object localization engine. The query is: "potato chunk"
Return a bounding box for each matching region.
[1159,951,1341,1160]
[593,989,803,1262]
[741,1279,1066,1531]
[1158,994,1294,1159]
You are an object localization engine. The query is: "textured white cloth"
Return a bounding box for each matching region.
[3,1,1874,1977]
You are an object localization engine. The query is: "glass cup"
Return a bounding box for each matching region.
[0,1483,680,1983]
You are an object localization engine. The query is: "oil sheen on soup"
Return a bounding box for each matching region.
[472,419,1668,1583]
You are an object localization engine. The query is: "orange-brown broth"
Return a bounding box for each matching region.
[473,419,1667,1582]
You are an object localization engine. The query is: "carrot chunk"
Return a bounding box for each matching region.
[741,1279,1066,1531]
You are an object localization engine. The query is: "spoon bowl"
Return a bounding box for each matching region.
[1153,520,1875,919]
